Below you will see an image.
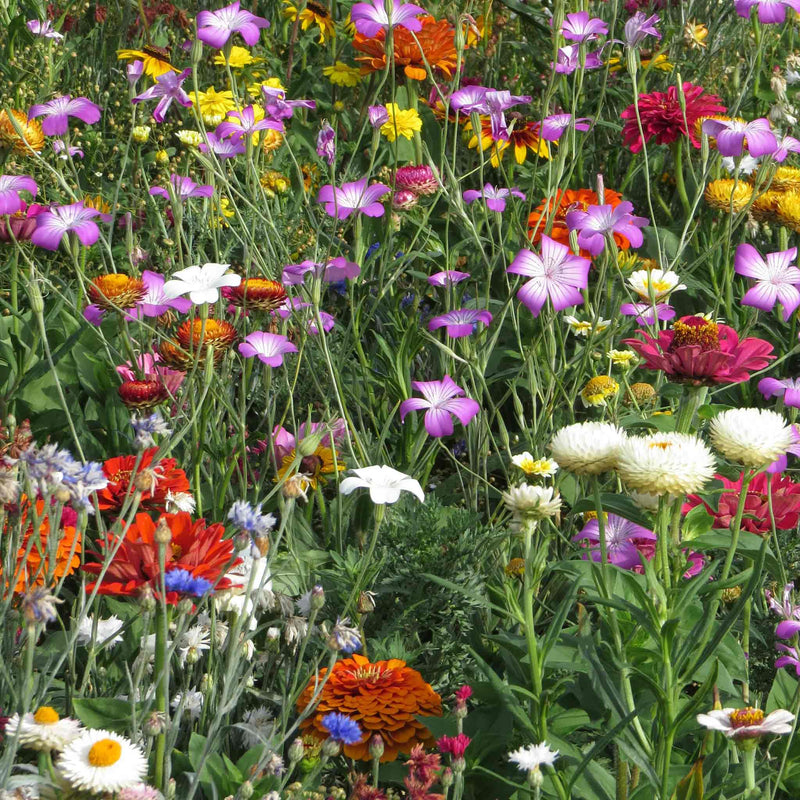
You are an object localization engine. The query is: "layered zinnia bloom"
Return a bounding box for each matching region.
[296,652,442,761]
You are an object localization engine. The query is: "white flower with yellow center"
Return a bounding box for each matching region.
[175,130,203,147]
[627,268,686,300]
[564,315,611,337]
[502,484,561,524]
[4,707,82,752]
[616,432,716,495]
[511,452,559,477]
[549,422,626,476]
[709,408,795,467]
[697,707,794,740]
[57,729,147,793]
[607,349,638,368]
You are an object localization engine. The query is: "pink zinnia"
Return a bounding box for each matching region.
[620,82,726,153]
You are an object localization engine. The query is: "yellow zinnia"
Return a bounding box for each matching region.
[213,46,262,69]
[193,87,236,125]
[380,104,422,142]
[322,61,362,87]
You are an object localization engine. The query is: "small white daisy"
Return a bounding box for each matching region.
[510,452,559,477]
[549,422,626,476]
[74,614,124,649]
[4,707,82,752]
[627,268,686,300]
[57,729,147,793]
[709,408,795,467]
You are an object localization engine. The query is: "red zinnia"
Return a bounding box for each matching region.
[684,472,800,536]
[96,448,190,513]
[623,315,774,386]
[83,511,239,604]
[620,82,726,154]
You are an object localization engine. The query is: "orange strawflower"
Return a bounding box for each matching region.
[88,274,146,310]
[297,652,442,762]
[353,15,457,81]
[222,278,288,311]
[2,498,82,595]
[0,110,45,155]
[176,318,237,351]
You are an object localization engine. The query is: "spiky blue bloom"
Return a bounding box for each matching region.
[321,712,362,745]
[228,500,276,537]
[164,568,213,597]
[131,412,171,448]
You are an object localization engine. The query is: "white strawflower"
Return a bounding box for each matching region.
[709,408,795,467]
[628,268,686,300]
[549,422,626,476]
[628,490,661,512]
[57,729,147,793]
[502,484,561,524]
[74,615,124,649]
[616,432,716,495]
[4,707,82,752]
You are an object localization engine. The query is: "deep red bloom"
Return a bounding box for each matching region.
[406,744,442,786]
[96,448,191,513]
[437,733,470,759]
[685,472,800,535]
[83,511,239,604]
[622,315,774,386]
[621,82,726,153]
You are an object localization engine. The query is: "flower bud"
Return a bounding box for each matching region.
[177,597,194,616]
[200,673,213,693]
[143,711,166,736]
[310,584,325,611]
[27,281,44,314]
[138,584,157,612]
[155,149,169,165]
[154,517,172,545]
[54,487,71,504]
[298,431,324,458]
[321,737,341,758]
[528,766,544,788]
[288,737,305,763]
[453,757,466,774]
[237,780,255,799]
[441,768,454,788]
[166,778,177,800]
[369,734,384,760]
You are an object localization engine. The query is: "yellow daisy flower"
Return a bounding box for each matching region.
[193,87,236,125]
[580,376,619,408]
[322,61,362,87]
[117,46,178,78]
[213,46,263,69]
[380,104,422,142]
[283,0,336,43]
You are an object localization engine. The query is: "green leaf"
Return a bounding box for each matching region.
[767,668,798,713]
[571,494,653,529]
[681,504,714,542]
[72,698,133,733]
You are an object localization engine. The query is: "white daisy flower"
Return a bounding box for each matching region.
[549,422,626,476]
[74,614,124,649]
[178,624,211,665]
[509,742,559,786]
[171,690,204,720]
[697,707,794,740]
[511,452,559,477]
[57,729,147,793]
[4,707,82,752]
[709,408,795,468]
[616,432,716,495]
[564,315,611,337]
[502,484,561,524]
[627,268,686,300]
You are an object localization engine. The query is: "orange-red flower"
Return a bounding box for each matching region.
[297,653,442,762]
[83,511,239,604]
[88,274,146,310]
[0,109,45,155]
[353,16,457,81]
[95,448,190,513]
[222,278,288,311]
[2,498,81,595]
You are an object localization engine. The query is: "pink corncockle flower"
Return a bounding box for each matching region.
[773,133,800,162]
[0,175,37,215]
[28,95,101,136]
[316,121,336,165]
[199,132,246,159]
[759,377,800,407]
[368,105,389,127]
[437,734,471,759]
[561,11,608,42]
[573,514,656,570]
[484,90,532,140]
[507,234,591,317]
[734,243,800,320]
[399,375,480,437]
[768,424,800,473]
[274,298,335,333]
[271,418,347,463]
[620,302,676,324]
[127,60,144,86]
[697,708,795,740]
[261,86,316,119]
[449,85,489,113]
[350,0,425,37]
[553,45,603,74]
[766,583,800,621]
[428,270,470,287]
[31,202,101,250]
[117,353,185,394]
[52,140,83,159]
[83,305,106,325]
[27,19,64,39]
[540,113,591,141]
[735,0,800,23]
[149,174,214,201]
[624,11,660,47]
[196,1,270,48]
[702,117,778,158]
[282,257,360,285]
[317,178,390,219]
[133,68,193,123]
[462,184,525,212]
[238,331,298,367]
[216,106,284,142]
[566,202,648,256]
[428,308,492,338]
[125,271,193,320]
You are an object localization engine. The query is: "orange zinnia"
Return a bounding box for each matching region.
[2,498,81,595]
[353,15,457,81]
[297,653,442,762]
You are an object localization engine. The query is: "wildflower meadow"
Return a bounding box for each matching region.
[7,0,800,797]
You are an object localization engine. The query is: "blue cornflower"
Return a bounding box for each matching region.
[63,461,108,513]
[365,242,381,261]
[330,617,362,654]
[321,712,362,745]
[228,500,276,537]
[131,412,172,449]
[164,568,213,597]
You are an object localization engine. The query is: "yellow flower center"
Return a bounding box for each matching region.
[88,738,122,767]
[648,441,673,451]
[33,706,60,724]
[670,317,720,351]
[729,707,764,729]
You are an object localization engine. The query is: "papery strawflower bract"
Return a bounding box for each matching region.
[350,0,425,37]
[399,375,480,437]
[28,95,101,136]
[317,177,390,218]
[502,484,561,524]
[31,202,101,250]
[197,1,270,48]
[709,408,795,467]
[549,422,626,475]
[4,707,82,752]
[734,243,800,320]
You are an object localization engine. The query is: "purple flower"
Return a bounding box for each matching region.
[566,201,649,256]
[540,113,591,141]
[553,45,603,74]
[215,105,283,142]
[702,117,777,158]
[463,183,525,212]
[274,298,336,334]
[126,271,193,320]
[561,11,608,42]
[261,86,316,120]
[449,85,489,113]
[317,177,390,219]
[759,377,800,407]
[768,424,800,473]
[735,0,800,24]
[767,583,800,620]
[428,270,470,287]
[624,12,661,47]
[149,174,214,201]
[428,308,492,338]
[27,19,64,39]
[0,175,37,215]
[238,331,298,367]
[52,140,83,159]
[399,375,480,437]
[196,1,270,49]
[31,202,101,250]
[132,68,193,123]
[773,134,800,162]
[734,243,800,320]
[199,132,246,159]
[282,257,360,285]
[316,121,336,165]
[484,90,531,140]
[28,95,101,136]
[620,302,676,324]
[507,234,591,317]
[83,305,105,325]
[368,105,389,127]
[573,514,656,569]
[350,0,425,37]
[127,60,144,86]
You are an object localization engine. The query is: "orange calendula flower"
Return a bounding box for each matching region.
[297,653,442,761]
[223,278,288,311]
[88,274,146,310]
[467,115,550,166]
[353,15,457,81]
[0,110,45,154]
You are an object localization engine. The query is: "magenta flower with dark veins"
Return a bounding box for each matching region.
[350,0,425,37]
[463,183,525,212]
[485,90,532,140]
[196,1,270,48]
[0,201,43,243]
[132,69,193,123]
[449,85,489,113]
[31,202,101,250]
[261,86,316,119]
[399,375,480,437]
[773,134,800,162]
[199,132,246,159]
[561,11,608,42]
[702,117,777,158]
[624,12,661,47]
[149,174,214,201]
[317,178,390,219]
[428,270,470,287]
[553,45,603,74]
[759,377,800,407]
[216,105,284,142]
[127,60,144,86]
[368,105,389,128]
[52,141,83,159]
[126,271,193,320]
[27,19,64,39]
[316,121,336,165]
[573,514,656,570]
[0,175,37,215]
[282,257,360,285]
[238,332,298,367]
[734,243,800,320]
[620,302,676,325]
[566,202,648,256]
[735,0,800,24]
[28,95,101,135]
[540,113,591,141]
[428,308,492,338]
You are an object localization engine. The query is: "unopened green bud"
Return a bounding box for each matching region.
[288,737,305,763]
[321,737,341,758]
[237,780,255,799]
